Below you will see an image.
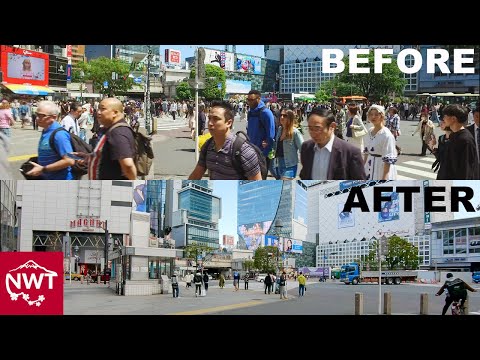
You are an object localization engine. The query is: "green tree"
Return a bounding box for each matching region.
[253,246,278,273]
[176,81,193,101]
[314,88,331,103]
[183,243,216,267]
[385,235,419,270]
[318,78,362,98]
[243,259,255,272]
[190,64,226,101]
[337,53,407,100]
[72,57,134,96]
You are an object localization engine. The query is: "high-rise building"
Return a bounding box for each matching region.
[146,180,167,237]
[71,45,86,65]
[1,180,17,252]
[166,180,221,249]
[237,180,308,249]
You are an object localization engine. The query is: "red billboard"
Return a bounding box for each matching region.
[223,235,234,246]
[165,49,181,65]
[1,46,49,86]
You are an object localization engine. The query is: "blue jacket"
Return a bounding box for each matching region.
[247,101,275,156]
[273,126,304,168]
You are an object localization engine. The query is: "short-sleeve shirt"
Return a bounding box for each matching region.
[38,122,73,180]
[89,119,136,180]
[198,133,260,180]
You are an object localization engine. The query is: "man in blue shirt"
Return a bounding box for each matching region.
[26,101,75,180]
[246,90,275,168]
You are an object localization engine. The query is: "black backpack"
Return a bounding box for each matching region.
[201,131,268,180]
[446,278,467,300]
[49,128,92,179]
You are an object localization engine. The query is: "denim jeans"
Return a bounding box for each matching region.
[271,157,298,179]
[0,128,11,138]
[298,284,305,296]
[79,128,87,142]
[172,284,179,297]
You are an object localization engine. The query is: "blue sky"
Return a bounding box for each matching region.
[161,45,264,61]
[453,181,480,220]
[212,181,238,245]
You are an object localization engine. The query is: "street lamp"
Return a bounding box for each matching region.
[79,70,85,105]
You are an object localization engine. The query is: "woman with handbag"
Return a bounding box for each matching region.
[270,108,304,180]
[344,102,367,151]
[0,100,15,138]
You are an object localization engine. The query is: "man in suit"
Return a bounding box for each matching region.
[467,106,479,164]
[299,107,366,180]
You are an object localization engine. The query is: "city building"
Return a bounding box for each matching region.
[16,180,176,296]
[166,180,221,249]
[431,217,480,272]
[417,45,479,94]
[1,180,17,252]
[237,180,308,265]
[269,45,418,98]
[146,180,167,238]
[316,235,431,269]
[307,180,454,268]
[71,45,86,66]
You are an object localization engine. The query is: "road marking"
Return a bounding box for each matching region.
[402,160,436,169]
[395,165,437,179]
[166,299,264,315]
[8,154,37,162]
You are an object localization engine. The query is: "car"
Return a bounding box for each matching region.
[64,272,83,281]
[473,272,480,283]
[255,274,267,282]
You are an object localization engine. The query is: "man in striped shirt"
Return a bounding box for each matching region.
[188,100,262,180]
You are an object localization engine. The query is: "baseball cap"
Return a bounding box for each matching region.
[367,104,386,116]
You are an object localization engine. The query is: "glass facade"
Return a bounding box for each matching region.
[146,180,167,237]
[114,45,161,74]
[237,181,295,243]
[280,61,335,94]
[179,187,220,223]
[186,224,220,249]
[1,181,17,252]
[432,225,480,256]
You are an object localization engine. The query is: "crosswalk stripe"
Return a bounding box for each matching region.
[402,160,435,170]
[395,165,437,179]
[396,174,416,180]
[416,157,436,163]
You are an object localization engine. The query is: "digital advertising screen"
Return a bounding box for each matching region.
[203,48,234,71]
[238,221,272,250]
[1,46,49,86]
[235,54,262,74]
[378,192,400,223]
[338,203,355,229]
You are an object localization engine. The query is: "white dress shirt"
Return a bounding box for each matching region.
[311,134,335,180]
[61,114,79,136]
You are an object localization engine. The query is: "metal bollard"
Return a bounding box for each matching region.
[383,292,392,315]
[420,293,428,315]
[355,292,364,315]
[81,275,84,284]
[463,299,469,315]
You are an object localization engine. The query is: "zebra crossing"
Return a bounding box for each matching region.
[138,116,189,132]
[396,156,437,180]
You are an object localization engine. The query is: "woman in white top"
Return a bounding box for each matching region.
[344,102,367,151]
[363,104,398,180]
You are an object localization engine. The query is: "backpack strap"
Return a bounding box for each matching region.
[49,127,68,157]
[231,131,248,179]
[200,136,214,161]
[107,121,132,134]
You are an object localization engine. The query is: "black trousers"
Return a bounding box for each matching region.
[442,296,466,315]
[244,281,249,290]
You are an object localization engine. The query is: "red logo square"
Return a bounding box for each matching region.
[0,252,64,315]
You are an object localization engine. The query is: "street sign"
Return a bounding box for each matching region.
[103,81,109,88]
[217,83,222,89]
[133,77,142,84]
[187,79,205,89]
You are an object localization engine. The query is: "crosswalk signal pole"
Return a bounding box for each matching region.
[145,46,152,135]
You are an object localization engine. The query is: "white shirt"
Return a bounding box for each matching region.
[61,114,79,136]
[311,134,335,180]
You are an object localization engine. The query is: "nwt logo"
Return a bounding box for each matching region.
[0,253,64,315]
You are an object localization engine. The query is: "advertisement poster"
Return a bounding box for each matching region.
[132,181,147,212]
[203,48,234,71]
[238,221,272,250]
[282,239,303,254]
[264,235,283,250]
[235,54,262,74]
[165,49,181,65]
[226,79,252,94]
[338,203,355,229]
[378,192,400,223]
[1,46,49,86]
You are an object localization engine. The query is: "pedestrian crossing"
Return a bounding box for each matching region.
[138,117,189,132]
[396,156,437,180]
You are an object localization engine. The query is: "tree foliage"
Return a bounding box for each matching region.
[243,259,255,272]
[385,235,419,270]
[253,246,279,273]
[336,53,407,100]
[183,243,216,262]
[176,81,193,100]
[72,57,134,96]
[318,78,362,99]
[190,64,226,101]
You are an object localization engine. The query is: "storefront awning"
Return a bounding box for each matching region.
[2,83,55,95]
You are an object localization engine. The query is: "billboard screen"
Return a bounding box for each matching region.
[203,48,234,71]
[1,46,49,86]
[223,235,234,246]
[238,221,272,250]
[338,203,355,229]
[283,238,303,254]
[165,49,181,65]
[132,181,147,212]
[378,192,400,223]
[235,54,262,74]
[226,79,251,94]
[264,235,283,250]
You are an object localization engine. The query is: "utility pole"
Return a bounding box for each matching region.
[104,220,108,285]
[144,46,153,135]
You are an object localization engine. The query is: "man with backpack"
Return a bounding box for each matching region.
[246,90,275,170]
[60,102,82,136]
[436,272,477,315]
[75,98,138,180]
[188,100,263,180]
[26,101,76,180]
